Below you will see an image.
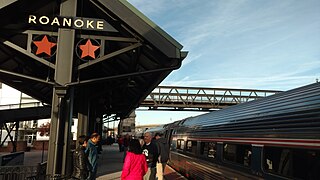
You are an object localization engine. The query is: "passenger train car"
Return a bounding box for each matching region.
[147,83,320,180]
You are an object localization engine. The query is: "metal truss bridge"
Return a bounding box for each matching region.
[140,86,281,111]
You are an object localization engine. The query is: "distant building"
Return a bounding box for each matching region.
[0,84,78,147]
[118,111,136,136]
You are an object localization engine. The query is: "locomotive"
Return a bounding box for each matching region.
[147,82,320,179]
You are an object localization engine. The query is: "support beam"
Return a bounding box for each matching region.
[77,89,89,138]
[78,42,142,70]
[68,64,181,87]
[46,0,77,178]
[13,121,19,152]
[1,40,56,69]
[0,68,55,85]
[79,35,138,42]
[0,123,16,147]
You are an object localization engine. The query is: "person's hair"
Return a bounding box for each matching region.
[128,139,142,154]
[78,135,87,145]
[90,132,100,139]
[144,132,152,137]
[78,135,90,145]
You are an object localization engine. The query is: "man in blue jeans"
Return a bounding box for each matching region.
[86,133,100,180]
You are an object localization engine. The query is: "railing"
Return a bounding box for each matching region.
[0,162,46,180]
[0,102,43,110]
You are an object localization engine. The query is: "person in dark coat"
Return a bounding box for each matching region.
[154,133,169,180]
[72,135,89,180]
[142,132,158,180]
[118,136,124,152]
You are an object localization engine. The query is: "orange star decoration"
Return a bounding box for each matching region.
[79,39,100,59]
[33,35,56,56]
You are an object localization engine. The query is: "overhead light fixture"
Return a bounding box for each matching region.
[12,80,22,83]
[128,80,136,87]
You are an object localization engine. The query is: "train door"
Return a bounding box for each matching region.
[164,130,168,139]
[167,129,174,148]
[167,128,174,161]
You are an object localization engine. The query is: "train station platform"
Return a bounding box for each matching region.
[96,144,186,180]
[21,144,185,180]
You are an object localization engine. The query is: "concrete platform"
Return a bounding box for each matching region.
[96,144,123,180]
[96,144,186,180]
[20,144,185,179]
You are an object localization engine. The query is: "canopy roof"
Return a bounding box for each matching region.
[0,0,187,118]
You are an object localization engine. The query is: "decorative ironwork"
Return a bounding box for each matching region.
[31,35,57,59]
[0,162,46,180]
[76,38,101,61]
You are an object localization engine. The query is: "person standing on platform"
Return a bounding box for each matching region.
[154,133,169,180]
[86,133,100,180]
[118,135,124,152]
[123,134,131,162]
[121,139,148,180]
[142,132,158,180]
[71,135,89,180]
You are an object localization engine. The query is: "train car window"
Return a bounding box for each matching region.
[186,140,197,154]
[223,143,252,167]
[181,140,185,150]
[177,140,181,149]
[177,139,185,150]
[168,129,174,150]
[264,146,320,179]
[200,142,216,159]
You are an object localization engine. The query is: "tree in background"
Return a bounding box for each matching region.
[38,122,50,136]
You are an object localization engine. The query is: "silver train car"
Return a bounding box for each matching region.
[147,82,320,179]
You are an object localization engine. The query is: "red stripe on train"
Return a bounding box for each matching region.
[186,137,320,148]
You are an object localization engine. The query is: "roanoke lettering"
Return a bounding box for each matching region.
[28,15,105,31]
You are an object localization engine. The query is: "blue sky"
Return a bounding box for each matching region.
[127,0,320,125]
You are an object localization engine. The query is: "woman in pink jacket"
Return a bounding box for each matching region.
[121,139,148,180]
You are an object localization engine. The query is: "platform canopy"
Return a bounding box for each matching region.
[0,0,187,118]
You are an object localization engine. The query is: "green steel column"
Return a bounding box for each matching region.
[77,89,89,138]
[88,101,96,134]
[46,0,77,177]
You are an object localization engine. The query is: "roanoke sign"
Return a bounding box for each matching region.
[28,15,117,32]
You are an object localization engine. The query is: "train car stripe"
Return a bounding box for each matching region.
[187,137,320,148]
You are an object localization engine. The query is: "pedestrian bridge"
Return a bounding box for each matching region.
[141,86,281,111]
